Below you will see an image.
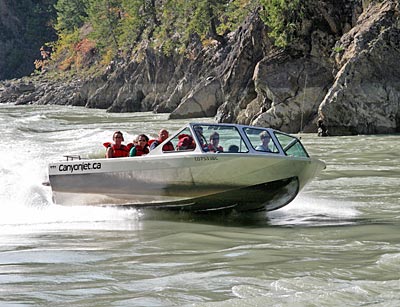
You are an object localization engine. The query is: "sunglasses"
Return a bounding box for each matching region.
[115,136,122,139]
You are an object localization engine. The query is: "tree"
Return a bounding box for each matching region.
[155,0,233,53]
[259,0,306,48]
[119,0,159,47]
[87,0,123,51]
[222,0,261,33]
[54,0,89,33]
[153,0,190,53]
[187,0,228,44]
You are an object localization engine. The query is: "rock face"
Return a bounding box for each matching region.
[238,54,333,133]
[0,0,57,80]
[318,0,400,135]
[1,0,399,135]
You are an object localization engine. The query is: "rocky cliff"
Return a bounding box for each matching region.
[319,0,400,135]
[0,0,57,80]
[1,0,399,135]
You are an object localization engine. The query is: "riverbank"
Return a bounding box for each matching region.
[1,1,399,135]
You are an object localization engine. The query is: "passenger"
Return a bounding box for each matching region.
[255,131,271,152]
[176,134,195,151]
[131,135,139,146]
[129,134,150,156]
[228,145,239,153]
[207,132,223,152]
[104,131,131,158]
[149,129,174,151]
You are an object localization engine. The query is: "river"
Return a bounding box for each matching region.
[1,104,399,306]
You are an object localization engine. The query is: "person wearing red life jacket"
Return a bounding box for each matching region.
[129,134,150,156]
[207,132,223,152]
[149,128,174,151]
[103,131,131,158]
[176,134,196,151]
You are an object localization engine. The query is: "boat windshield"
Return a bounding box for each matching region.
[274,132,309,157]
[193,124,249,153]
[243,127,279,154]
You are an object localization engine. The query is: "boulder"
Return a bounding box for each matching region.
[169,78,223,119]
[249,56,333,133]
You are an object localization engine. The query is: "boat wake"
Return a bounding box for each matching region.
[0,156,142,232]
[267,194,361,227]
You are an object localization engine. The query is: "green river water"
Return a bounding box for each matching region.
[0,105,399,306]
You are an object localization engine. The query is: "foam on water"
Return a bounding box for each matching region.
[267,194,361,227]
[0,146,141,232]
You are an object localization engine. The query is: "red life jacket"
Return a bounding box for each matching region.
[207,144,223,152]
[103,142,130,158]
[162,141,174,151]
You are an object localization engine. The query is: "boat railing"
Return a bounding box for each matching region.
[63,155,83,161]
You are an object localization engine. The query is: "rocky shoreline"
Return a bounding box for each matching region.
[1,0,399,135]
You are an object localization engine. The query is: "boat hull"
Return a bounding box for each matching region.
[49,153,325,212]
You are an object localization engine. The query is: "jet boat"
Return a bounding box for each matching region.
[48,123,325,212]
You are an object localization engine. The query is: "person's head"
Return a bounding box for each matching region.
[131,135,138,145]
[209,132,220,146]
[137,134,149,148]
[228,145,239,153]
[158,129,169,142]
[113,131,124,144]
[259,131,270,144]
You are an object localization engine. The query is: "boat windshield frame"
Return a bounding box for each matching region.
[155,123,250,153]
[273,131,310,158]
[149,122,310,158]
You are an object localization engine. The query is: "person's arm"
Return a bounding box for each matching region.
[106,146,113,158]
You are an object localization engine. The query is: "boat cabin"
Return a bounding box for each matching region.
[150,123,310,158]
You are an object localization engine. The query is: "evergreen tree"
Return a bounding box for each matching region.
[187,0,228,44]
[119,0,159,47]
[259,0,306,47]
[154,0,190,53]
[54,0,89,33]
[87,0,123,52]
[155,0,233,54]
[222,0,261,33]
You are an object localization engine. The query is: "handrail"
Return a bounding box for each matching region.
[64,155,82,161]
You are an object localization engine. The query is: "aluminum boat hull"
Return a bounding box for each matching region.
[49,153,325,212]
